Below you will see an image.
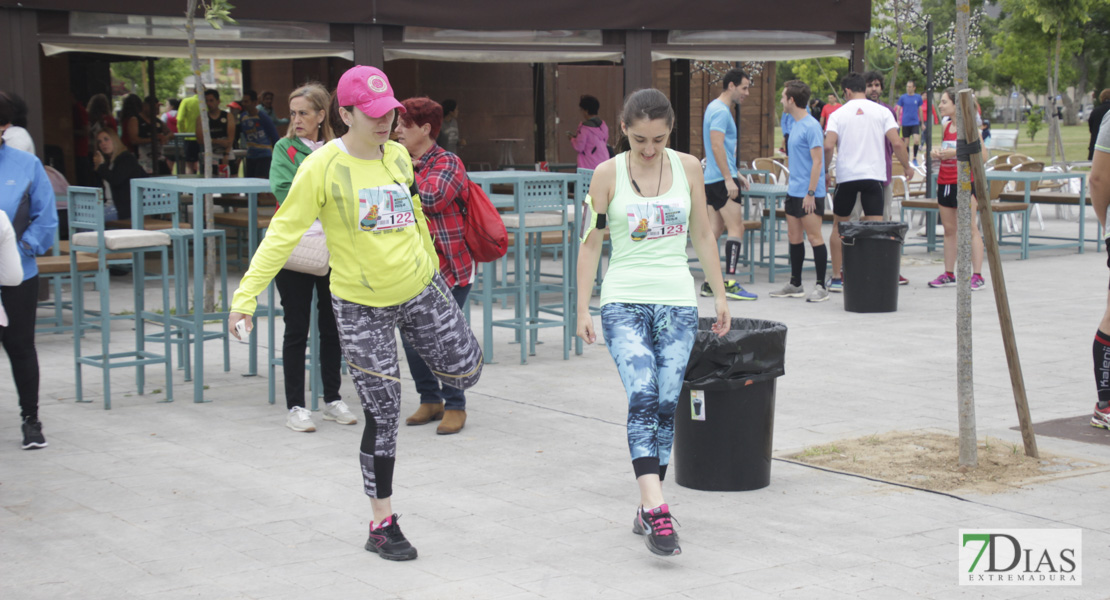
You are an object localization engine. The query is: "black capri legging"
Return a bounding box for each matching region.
[1,275,41,421]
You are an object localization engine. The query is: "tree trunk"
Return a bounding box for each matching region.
[1074,53,1089,126]
[1047,29,1065,165]
[1096,58,1108,98]
[186,0,217,313]
[955,0,977,468]
[888,0,905,107]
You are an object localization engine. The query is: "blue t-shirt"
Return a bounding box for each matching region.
[702,99,737,184]
[785,114,826,198]
[780,111,793,136]
[897,94,923,126]
[238,112,279,159]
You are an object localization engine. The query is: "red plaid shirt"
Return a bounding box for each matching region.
[414,144,472,287]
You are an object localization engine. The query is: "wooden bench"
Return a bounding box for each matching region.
[998,190,1091,205]
[36,254,98,274]
[900,199,1032,257]
[768,208,835,223]
[902,198,1030,214]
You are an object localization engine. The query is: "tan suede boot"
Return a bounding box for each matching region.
[436,410,467,435]
[405,403,444,426]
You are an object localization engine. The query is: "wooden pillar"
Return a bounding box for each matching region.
[0,8,43,157]
[543,65,557,162]
[354,24,384,68]
[624,30,653,95]
[850,32,866,74]
[670,60,690,153]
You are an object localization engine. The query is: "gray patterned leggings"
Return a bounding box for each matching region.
[331,273,483,499]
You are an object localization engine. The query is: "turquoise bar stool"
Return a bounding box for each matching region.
[535,168,594,357]
[68,187,174,409]
[492,177,571,364]
[133,186,231,400]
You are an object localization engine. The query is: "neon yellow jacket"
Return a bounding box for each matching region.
[231,140,438,315]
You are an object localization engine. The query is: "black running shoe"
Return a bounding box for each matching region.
[364,514,418,561]
[636,504,681,556]
[21,418,47,450]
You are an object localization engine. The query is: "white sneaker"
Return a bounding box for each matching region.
[286,406,316,432]
[322,399,358,425]
[806,284,830,303]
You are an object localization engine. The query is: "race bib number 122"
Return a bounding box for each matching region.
[359,183,415,232]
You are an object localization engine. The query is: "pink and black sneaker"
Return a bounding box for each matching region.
[634,504,681,556]
[365,514,418,561]
[928,272,956,288]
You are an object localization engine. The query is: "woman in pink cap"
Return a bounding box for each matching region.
[228,66,484,562]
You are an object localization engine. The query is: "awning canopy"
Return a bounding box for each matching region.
[653,48,851,62]
[40,39,353,60]
[384,48,623,63]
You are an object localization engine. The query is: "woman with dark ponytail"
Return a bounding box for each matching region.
[576,88,730,557]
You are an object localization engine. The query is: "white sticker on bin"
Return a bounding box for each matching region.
[691,390,705,421]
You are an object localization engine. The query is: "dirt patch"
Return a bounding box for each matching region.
[787,431,1102,494]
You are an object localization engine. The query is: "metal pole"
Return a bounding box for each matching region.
[925,20,935,197]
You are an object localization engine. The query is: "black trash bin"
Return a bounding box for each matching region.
[839,221,909,313]
[674,318,787,492]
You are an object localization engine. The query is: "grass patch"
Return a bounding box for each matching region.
[798,444,844,458]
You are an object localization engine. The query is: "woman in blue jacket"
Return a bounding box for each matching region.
[0,91,57,450]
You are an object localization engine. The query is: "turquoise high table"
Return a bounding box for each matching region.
[468,171,579,363]
[131,177,271,402]
[985,170,1091,258]
[741,183,792,282]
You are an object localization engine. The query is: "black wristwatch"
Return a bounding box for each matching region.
[807,190,816,197]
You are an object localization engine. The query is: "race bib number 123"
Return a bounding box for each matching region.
[627,200,687,242]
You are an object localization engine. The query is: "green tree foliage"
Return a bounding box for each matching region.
[870,0,989,91]
[777,58,850,100]
[990,23,1064,96]
[1025,107,1044,140]
[110,58,195,101]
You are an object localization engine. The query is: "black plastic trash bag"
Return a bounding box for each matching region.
[683,317,788,391]
[838,221,909,243]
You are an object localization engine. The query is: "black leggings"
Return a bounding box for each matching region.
[1,275,40,421]
[274,268,343,410]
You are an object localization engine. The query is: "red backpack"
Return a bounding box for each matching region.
[456,178,508,263]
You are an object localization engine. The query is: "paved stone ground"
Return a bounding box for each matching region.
[2,214,1108,599]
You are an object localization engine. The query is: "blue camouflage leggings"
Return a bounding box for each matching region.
[601,303,698,477]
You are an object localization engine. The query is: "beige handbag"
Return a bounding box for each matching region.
[283,235,330,276]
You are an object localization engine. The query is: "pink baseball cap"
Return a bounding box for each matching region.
[337,66,405,119]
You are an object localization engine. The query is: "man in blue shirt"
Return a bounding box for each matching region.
[770,80,828,303]
[701,68,756,301]
[234,90,280,179]
[896,80,923,166]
